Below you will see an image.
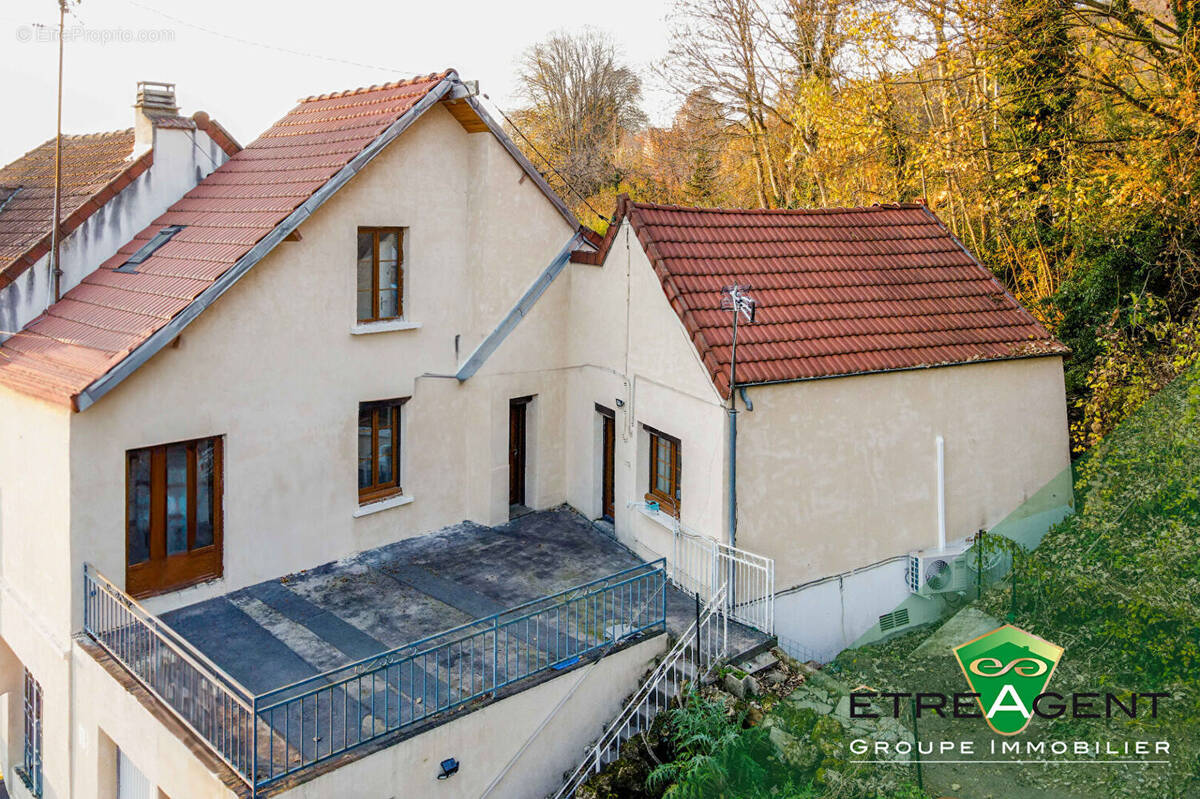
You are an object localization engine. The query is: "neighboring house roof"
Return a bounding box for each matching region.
[0,130,147,288]
[0,70,578,410]
[0,115,241,291]
[576,197,1067,395]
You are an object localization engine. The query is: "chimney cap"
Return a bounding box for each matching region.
[135,81,178,114]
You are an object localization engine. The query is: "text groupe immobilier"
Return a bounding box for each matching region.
[851,739,1171,757]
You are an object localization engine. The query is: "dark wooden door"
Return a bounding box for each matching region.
[601,413,615,520]
[509,399,527,506]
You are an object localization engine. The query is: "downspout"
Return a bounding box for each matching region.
[726,391,754,550]
[728,408,737,549]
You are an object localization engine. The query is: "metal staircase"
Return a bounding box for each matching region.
[550,585,730,799]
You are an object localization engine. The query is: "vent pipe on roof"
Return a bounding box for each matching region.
[133,81,178,155]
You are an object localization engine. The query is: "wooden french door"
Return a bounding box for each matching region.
[600,409,615,521]
[126,436,223,598]
[509,398,529,506]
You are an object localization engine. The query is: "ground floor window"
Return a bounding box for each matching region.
[117,746,152,799]
[359,399,406,503]
[126,436,223,598]
[646,426,681,516]
[20,668,42,797]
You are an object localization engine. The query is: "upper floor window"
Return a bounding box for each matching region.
[357,227,403,322]
[126,436,223,598]
[359,399,405,504]
[647,427,681,515]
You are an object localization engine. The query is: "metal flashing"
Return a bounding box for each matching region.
[455,231,585,381]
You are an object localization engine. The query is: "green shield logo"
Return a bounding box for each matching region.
[953,625,1063,735]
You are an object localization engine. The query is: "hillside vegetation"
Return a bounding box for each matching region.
[990,362,1200,688]
[510,0,1200,447]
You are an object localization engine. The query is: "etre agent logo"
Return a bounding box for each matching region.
[954,624,1064,735]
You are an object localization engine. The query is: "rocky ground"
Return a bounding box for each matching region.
[574,646,927,798]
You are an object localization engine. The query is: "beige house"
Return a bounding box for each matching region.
[0,70,1071,799]
[568,198,1073,658]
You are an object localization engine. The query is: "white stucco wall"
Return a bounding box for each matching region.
[63,104,575,626]
[559,224,1071,663]
[0,126,230,340]
[0,101,579,799]
[0,386,73,798]
[69,642,235,799]
[735,356,1073,592]
[563,220,729,564]
[278,635,663,799]
[0,88,1077,799]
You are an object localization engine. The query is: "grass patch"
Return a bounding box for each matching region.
[831,363,1200,798]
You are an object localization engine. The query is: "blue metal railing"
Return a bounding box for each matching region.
[83,566,258,781]
[83,560,667,793]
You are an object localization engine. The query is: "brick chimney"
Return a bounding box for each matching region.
[133,81,178,155]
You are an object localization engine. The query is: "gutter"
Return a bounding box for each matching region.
[455,231,585,381]
[725,350,1070,394]
[74,74,460,411]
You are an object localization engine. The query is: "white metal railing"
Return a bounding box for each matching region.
[670,523,774,634]
[551,584,729,799]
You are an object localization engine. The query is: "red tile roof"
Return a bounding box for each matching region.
[0,113,242,291]
[0,130,147,288]
[579,197,1067,395]
[0,72,453,408]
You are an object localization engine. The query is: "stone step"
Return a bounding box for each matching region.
[734,648,779,676]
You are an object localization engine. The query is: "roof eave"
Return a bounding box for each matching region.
[734,348,1071,391]
[451,90,579,231]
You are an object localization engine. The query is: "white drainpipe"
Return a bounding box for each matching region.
[936,434,946,551]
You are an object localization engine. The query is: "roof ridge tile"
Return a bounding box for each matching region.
[297,70,454,103]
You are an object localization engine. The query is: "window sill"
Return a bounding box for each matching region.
[354,493,414,517]
[635,503,680,531]
[14,766,40,798]
[351,319,422,335]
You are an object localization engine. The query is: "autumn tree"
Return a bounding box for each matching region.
[512,28,647,214]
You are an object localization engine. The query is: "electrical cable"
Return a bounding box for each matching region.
[118,0,608,225]
[122,0,410,74]
[479,93,609,222]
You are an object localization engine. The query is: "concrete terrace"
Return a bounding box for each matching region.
[162,505,768,702]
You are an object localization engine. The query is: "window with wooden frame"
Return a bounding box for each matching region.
[646,427,681,515]
[126,437,223,598]
[359,399,406,503]
[356,227,403,322]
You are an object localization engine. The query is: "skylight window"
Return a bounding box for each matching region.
[117,225,184,272]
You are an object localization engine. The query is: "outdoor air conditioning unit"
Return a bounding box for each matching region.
[906,542,973,596]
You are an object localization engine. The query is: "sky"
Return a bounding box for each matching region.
[0,0,678,165]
